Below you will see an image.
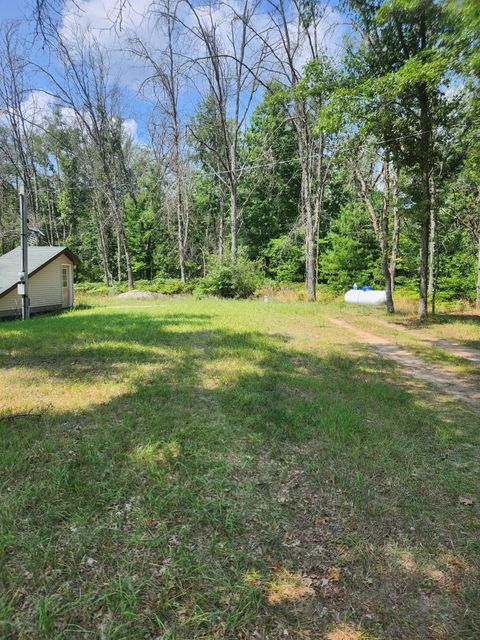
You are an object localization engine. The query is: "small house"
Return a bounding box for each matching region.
[0,246,79,319]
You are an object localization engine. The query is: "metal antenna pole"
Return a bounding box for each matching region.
[19,184,30,320]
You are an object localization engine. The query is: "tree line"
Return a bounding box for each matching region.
[0,0,479,317]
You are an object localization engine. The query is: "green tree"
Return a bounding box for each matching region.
[341,0,455,318]
[240,86,301,261]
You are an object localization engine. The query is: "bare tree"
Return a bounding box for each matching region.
[37,26,136,288]
[176,0,267,262]
[244,0,337,300]
[351,144,400,313]
[32,0,134,41]
[0,23,43,223]
[129,0,190,281]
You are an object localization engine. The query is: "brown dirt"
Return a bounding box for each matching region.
[117,291,157,299]
[374,318,480,365]
[330,318,480,415]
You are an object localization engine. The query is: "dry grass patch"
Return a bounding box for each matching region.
[267,569,315,605]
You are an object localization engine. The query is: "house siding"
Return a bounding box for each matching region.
[0,289,21,313]
[0,254,74,315]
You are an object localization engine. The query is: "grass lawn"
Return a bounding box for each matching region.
[0,295,479,639]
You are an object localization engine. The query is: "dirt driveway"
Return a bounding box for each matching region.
[330,318,480,414]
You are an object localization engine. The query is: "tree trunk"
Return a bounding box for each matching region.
[219,197,225,261]
[123,236,134,290]
[100,240,113,286]
[229,170,238,262]
[428,189,437,315]
[418,85,431,321]
[176,182,186,283]
[172,119,187,283]
[476,235,480,310]
[116,231,122,283]
[104,179,134,289]
[382,159,394,313]
[383,254,395,313]
[93,196,113,286]
[296,111,316,302]
[303,158,316,302]
[116,210,134,289]
[390,214,400,292]
[313,129,324,291]
[390,166,400,291]
[305,211,316,302]
[99,226,113,286]
[230,182,238,262]
[353,157,394,312]
[177,220,186,283]
[418,213,430,320]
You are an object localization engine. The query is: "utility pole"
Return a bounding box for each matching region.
[18,184,30,320]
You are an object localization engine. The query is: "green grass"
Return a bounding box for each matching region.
[0,295,479,639]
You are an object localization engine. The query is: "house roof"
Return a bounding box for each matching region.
[0,246,79,299]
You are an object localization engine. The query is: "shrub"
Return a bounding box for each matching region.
[196,256,259,299]
[75,282,112,295]
[75,279,188,296]
[145,278,186,294]
[318,203,380,293]
[263,233,305,282]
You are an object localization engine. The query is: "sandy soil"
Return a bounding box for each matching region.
[117,290,157,300]
[330,318,480,415]
[373,318,480,365]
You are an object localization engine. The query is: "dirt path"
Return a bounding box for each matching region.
[373,318,480,365]
[330,318,480,414]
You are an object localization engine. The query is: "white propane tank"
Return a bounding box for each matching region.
[344,285,386,306]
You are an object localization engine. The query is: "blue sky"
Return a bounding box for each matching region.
[0,1,156,142]
[0,1,28,20]
[1,0,348,145]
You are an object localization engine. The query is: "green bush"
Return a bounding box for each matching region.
[196,256,259,299]
[75,278,189,296]
[145,278,186,294]
[75,265,259,299]
[75,282,112,295]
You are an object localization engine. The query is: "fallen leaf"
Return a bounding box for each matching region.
[325,623,361,640]
[328,567,341,582]
[459,496,474,506]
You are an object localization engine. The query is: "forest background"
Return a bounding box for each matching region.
[1,0,479,317]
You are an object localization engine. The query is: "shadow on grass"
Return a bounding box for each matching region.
[0,307,479,639]
[401,312,480,329]
[72,302,96,311]
[427,313,479,325]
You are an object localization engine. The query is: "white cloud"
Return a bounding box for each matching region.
[60,0,153,90]
[20,89,52,122]
[0,89,53,130]
[60,0,345,87]
[61,0,152,44]
[56,0,346,134]
[5,89,139,142]
[122,117,138,139]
